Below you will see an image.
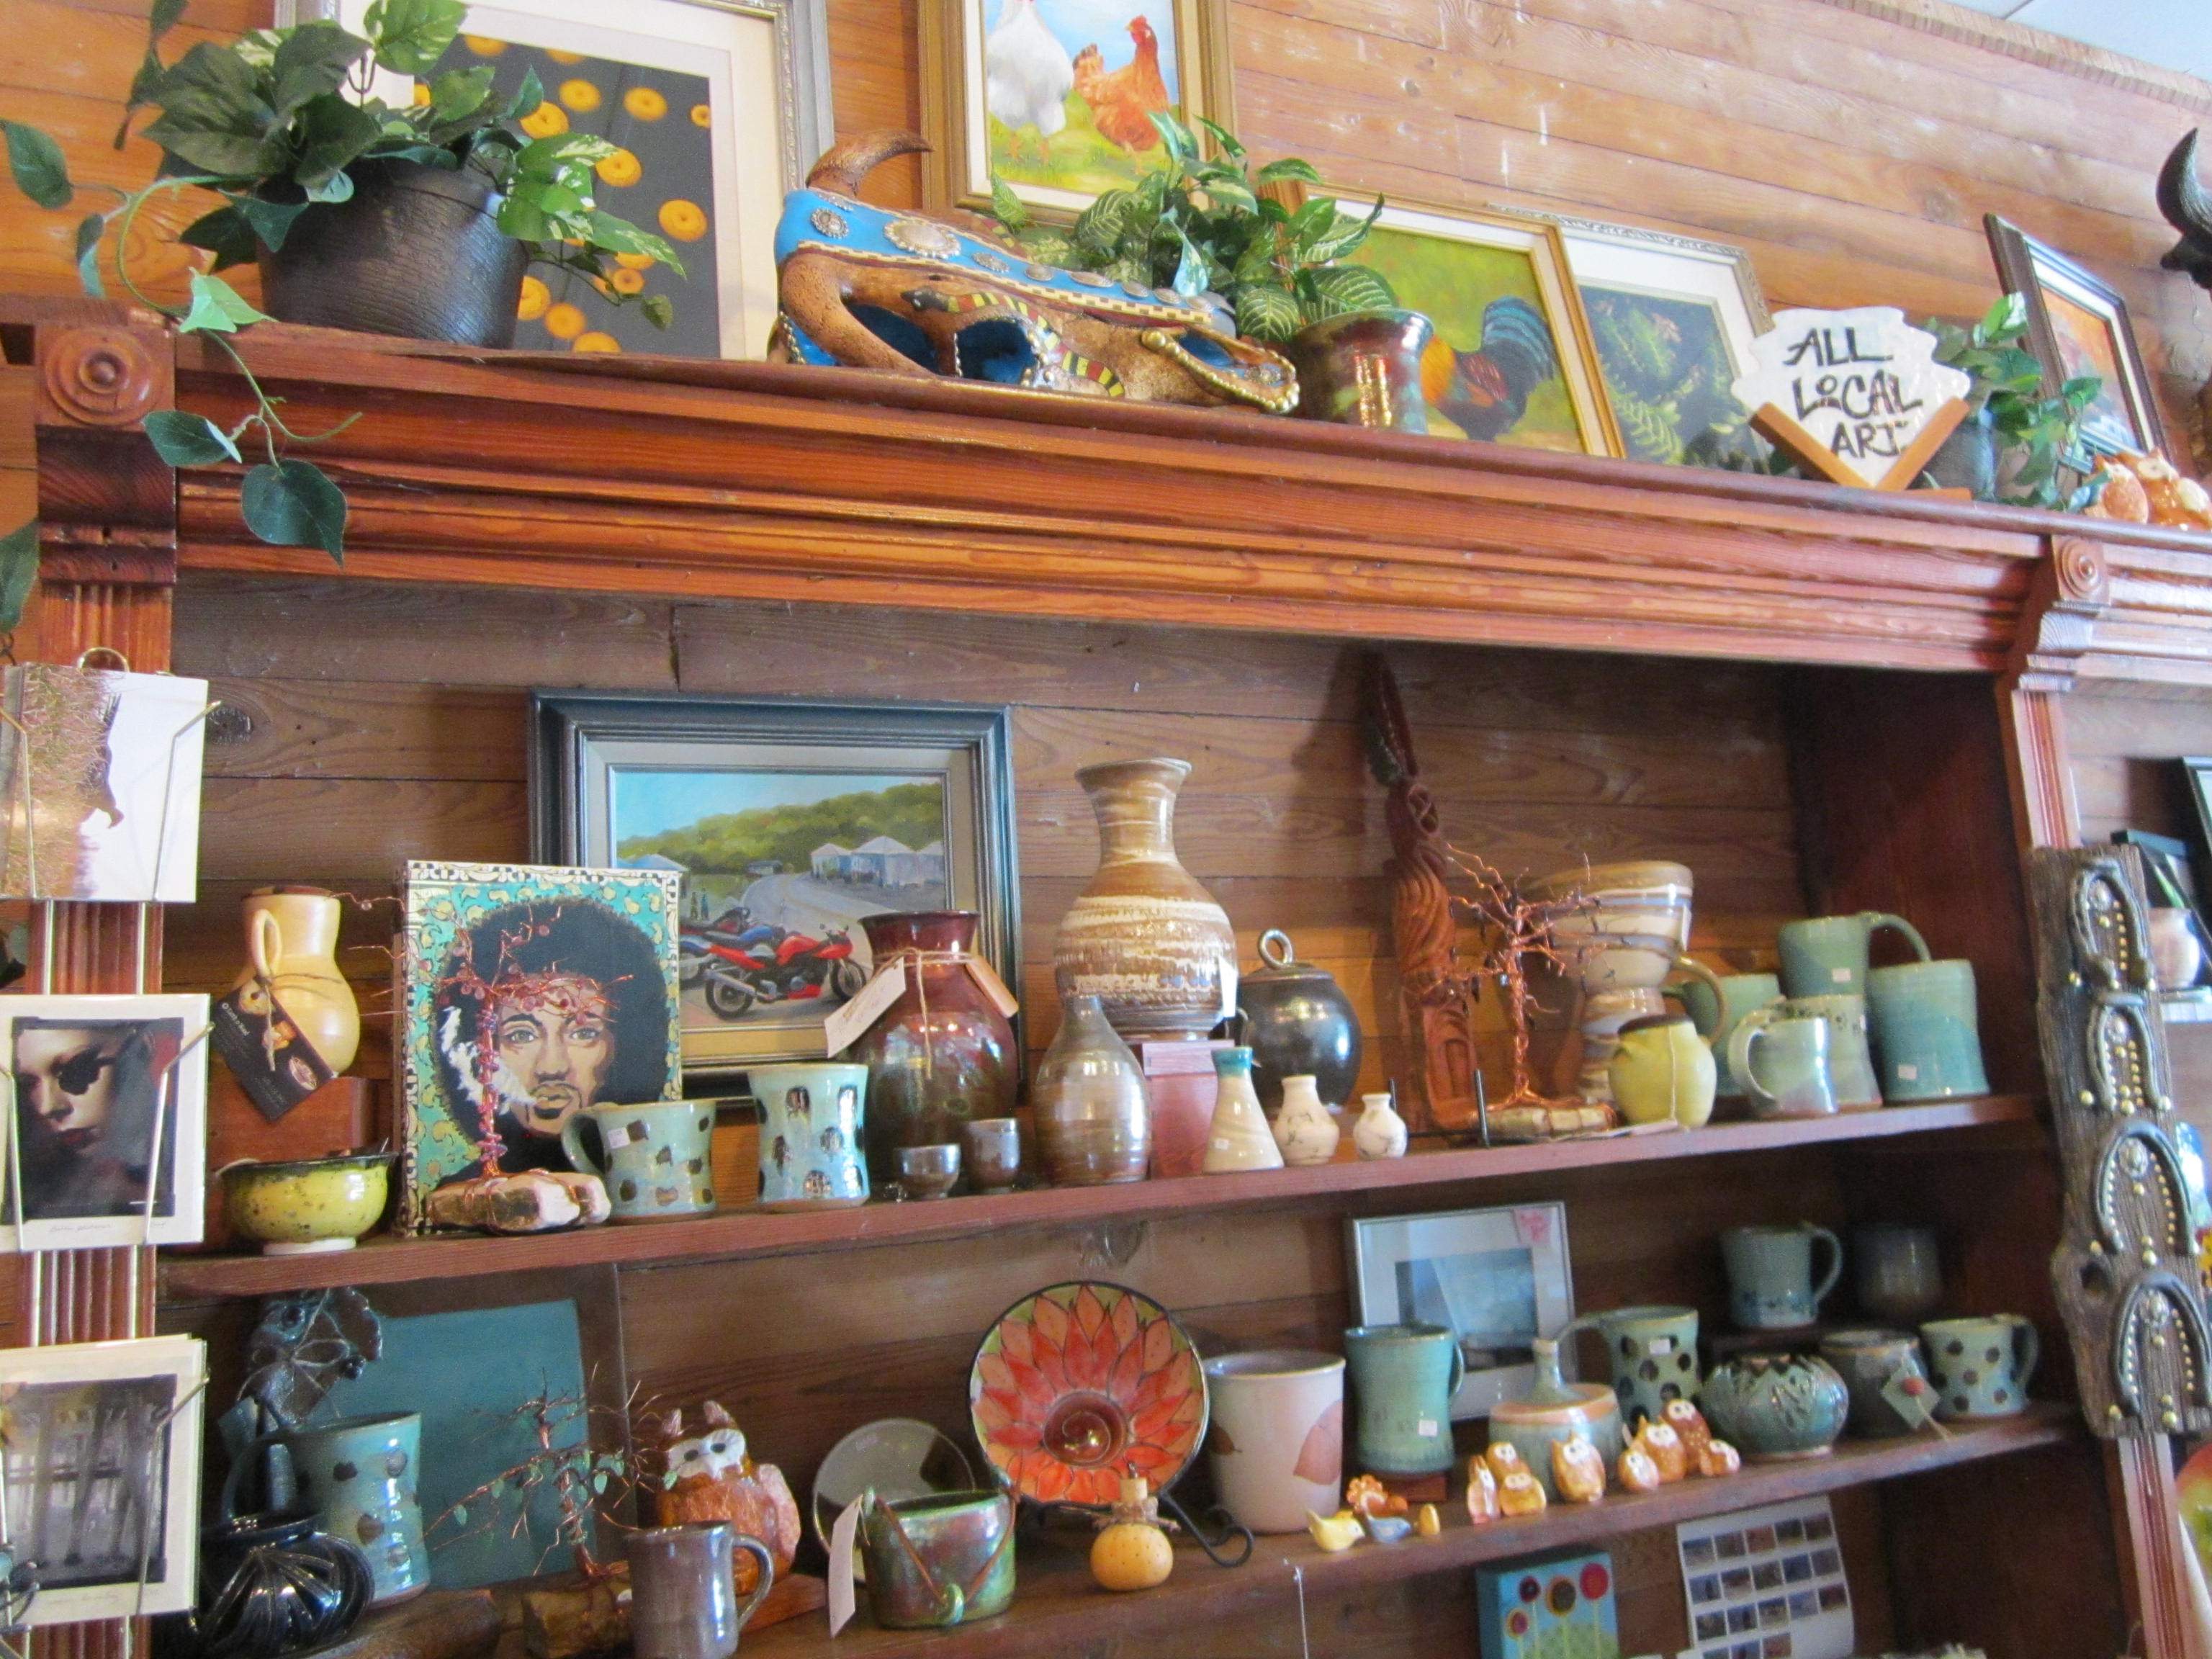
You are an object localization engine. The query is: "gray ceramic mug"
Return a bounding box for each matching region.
[627,1522,774,1659]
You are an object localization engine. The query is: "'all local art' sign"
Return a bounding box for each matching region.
[1731,306,1972,491]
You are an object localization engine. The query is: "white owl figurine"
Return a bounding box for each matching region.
[653,1401,801,1592]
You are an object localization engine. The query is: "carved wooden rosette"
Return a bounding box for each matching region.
[2030,845,2212,1439]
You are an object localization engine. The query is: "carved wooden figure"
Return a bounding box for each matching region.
[2030,845,2212,1439]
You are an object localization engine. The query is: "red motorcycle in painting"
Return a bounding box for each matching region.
[680,915,868,1018]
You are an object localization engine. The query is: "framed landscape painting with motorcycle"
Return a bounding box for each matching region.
[531,695,1020,1076]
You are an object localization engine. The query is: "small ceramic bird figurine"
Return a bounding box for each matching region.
[1307,1510,1363,1552]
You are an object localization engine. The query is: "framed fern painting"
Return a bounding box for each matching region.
[1503,211,1773,469]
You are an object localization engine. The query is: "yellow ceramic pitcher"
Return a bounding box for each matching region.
[228,886,360,1076]
[1607,1012,1715,1128]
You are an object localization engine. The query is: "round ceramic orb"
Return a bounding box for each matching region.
[222,1154,395,1254]
[1696,1354,1849,1460]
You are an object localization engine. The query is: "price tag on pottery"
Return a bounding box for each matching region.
[1732,307,1969,490]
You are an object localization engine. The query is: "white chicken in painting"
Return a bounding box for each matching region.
[985,0,1074,158]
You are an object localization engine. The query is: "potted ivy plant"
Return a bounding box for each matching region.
[990,113,1426,427]
[1925,294,2103,508]
[0,0,686,619]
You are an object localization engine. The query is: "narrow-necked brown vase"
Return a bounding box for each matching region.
[1053,759,1236,1043]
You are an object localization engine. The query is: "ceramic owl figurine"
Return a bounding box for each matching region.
[652,1401,801,1593]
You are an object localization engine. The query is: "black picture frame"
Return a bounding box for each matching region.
[1984,213,2167,462]
[529,694,1020,1079]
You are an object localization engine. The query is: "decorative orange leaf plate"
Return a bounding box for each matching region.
[968,1281,1208,1507]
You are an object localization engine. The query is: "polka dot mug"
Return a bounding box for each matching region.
[1919,1314,2039,1419]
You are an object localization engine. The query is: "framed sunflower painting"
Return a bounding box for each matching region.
[283,0,835,359]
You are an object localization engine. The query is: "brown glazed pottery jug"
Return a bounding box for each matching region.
[850,912,1018,1184]
[1053,758,1236,1043]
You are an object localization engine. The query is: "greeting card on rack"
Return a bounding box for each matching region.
[0,994,209,1251]
[0,662,208,902]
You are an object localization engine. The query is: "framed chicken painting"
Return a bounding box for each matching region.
[1334,196,1621,458]
[923,0,1235,217]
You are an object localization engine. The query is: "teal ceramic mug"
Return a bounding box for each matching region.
[1675,971,1781,1099]
[1722,1222,1843,1331]
[224,1412,428,1606]
[1921,1314,2039,1419]
[750,1062,868,1210]
[1778,912,1930,999]
[1866,959,1990,1102]
[1779,993,1881,1110]
[1726,1007,1837,1120]
[1563,1303,1700,1430]
[561,1099,718,1222]
[1344,1323,1465,1476]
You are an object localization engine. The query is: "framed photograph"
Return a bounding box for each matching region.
[1498,210,1771,468]
[284,0,835,359]
[922,0,1234,218]
[0,994,208,1252]
[531,696,1020,1075]
[1334,196,1621,457]
[1346,1202,1575,1419]
[1985,214,2167,461]
[399,861,683,1229]
[0,663,208,904]
[0,1335,207,1624]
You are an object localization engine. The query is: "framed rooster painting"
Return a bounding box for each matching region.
[1335,197,1621,457]
[923,0,1235,217]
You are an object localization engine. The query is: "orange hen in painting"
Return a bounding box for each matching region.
[1074,17,1173,154]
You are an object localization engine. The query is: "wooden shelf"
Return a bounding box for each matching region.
[748,1408,2079,1658]
[161,1097,2038,1300]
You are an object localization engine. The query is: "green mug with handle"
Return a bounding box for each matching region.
[1778,912,1930,999]
[1727,1006,1837,1120]
[1344,1323,1465,1475]
[1921,1315,2039,1419]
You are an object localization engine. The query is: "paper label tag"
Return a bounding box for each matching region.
[962,955,1020,1020]
[827,1496,863,1635]
[1831,966,1852,984]
[211,976,337,1123]
[1211,1137,1231,1151]
[603,1123,633,1149]
[1881,1365,1937,1429]
[822,960,908,1056]
[1218,956,1239,1025]
[1897,1064,1919,1080]
[1418,1417,1439,1438]
[1644,1336,1676,1356]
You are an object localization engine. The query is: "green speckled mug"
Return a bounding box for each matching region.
[561,1099,718,1221]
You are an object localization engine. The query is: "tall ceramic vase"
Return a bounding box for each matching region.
[228,886,361,1076]
[850,912,1019,1185]
[1031,994,1151,1186]
[1053,760,1236,1043]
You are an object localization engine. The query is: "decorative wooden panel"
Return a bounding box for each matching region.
[2031,844,2212,1439]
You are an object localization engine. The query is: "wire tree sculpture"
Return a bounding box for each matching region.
[428,1385,645,1580]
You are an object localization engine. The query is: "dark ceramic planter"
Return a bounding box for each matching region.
[175,1509,372,1659]
[258,161,529,348]
[1286,309,1434,432]
[1923,405,2000,498]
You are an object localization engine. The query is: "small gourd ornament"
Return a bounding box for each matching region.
[1091,1476,1176,1591]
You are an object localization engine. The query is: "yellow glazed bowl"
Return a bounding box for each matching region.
[222,1154,395,1255]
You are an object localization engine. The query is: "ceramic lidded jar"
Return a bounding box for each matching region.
[228,886,361,1076]
[1053,759,1236,1043]
[1031,994,1151,1186]
[850,912,1018,1186]
[1237,929,1363,1113]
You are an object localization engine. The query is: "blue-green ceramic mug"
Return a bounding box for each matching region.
[560,1099,718,1222]
[1722,1222,1842,1331]
[1921,1314,2039,1419]
[1344,1323,1465,1476]
[1866,959,1990,1102]
[750,1062,869,1210]
[1777,912,1929,999]
[223,1412,428,1606]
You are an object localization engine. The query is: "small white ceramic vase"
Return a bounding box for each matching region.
[1352,1092,1408,1159]
[1202,1047,1285,1173]
[2149,908,2204,992]
[1271,1074,1340,1166]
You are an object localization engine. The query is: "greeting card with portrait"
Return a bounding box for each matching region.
[0,994,208,1251]
[399,861,683,1230]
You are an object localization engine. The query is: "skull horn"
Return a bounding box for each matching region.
[806,130,932,194]
[2157,128,2212,290]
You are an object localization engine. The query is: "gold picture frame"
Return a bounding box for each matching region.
[922,0,1236,220]
[1331,192,1622,459]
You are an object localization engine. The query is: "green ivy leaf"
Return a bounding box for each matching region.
[590,1470,610,1494]
[145,410,243,467]
[582,210,683,276]
[179,271,272,335]
[141,42,283,179]
[235,193,311,251]
[240,458,347,561]
[641,294,674,329]
[273,22,371,120]
[516,132,616,171]
[989,175,1029,233]
[1148,109,1197,164]
[305,168,358,204]
[3,123,72,210]
[363,0,468,75]
[500,66,547,125]
[0,521,36,632]
[73,213,107,296]
[292,93,385,193]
